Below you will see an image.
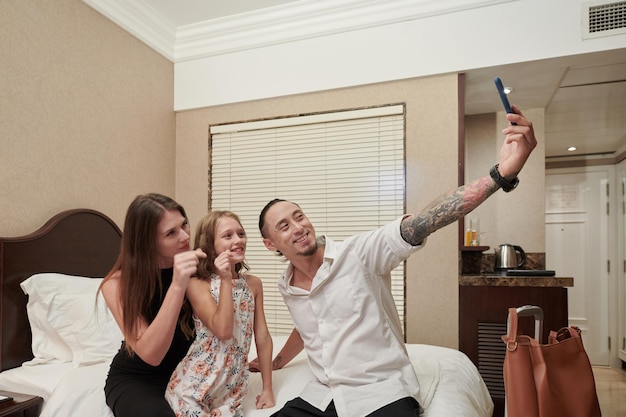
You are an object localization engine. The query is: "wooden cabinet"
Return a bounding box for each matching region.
[459,276,572,417]
[0,391,42,417]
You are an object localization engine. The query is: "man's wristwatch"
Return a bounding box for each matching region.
[489,164,519,192]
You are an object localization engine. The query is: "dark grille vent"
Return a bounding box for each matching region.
[477,322,507,399]
[586,1,626,35]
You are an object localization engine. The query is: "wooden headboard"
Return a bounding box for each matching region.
[0,209,122,371]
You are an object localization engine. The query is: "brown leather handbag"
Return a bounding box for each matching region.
[502,306,602,417]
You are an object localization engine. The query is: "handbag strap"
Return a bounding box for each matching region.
[549,326,581,343]
[503,307,519,351]
[503,306,546,349]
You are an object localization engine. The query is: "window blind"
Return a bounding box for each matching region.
[210,104,406,336]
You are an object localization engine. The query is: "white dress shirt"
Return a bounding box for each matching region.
[278,217,425,417]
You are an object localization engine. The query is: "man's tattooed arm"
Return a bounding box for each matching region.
[400,175,500,246]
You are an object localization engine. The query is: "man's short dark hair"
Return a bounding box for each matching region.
[258,199,287,238]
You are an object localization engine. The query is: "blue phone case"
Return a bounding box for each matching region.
[494,76,516,125]
[494,76,513,114]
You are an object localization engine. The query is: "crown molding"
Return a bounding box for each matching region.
[83,0,176,59]
[84,0,514,63]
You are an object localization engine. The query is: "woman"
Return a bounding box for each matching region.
[100,193,206,417]
[166,210,274,417]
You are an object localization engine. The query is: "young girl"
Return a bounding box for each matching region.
[166,210,275,417]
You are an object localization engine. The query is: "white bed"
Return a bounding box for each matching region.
[0,339,494,417]
[0,210,493,417]
[0,315,493,417]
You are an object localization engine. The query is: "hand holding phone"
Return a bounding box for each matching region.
[494,76,516,125]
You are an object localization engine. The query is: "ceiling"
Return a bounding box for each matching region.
[101,0,626,159]
[463,50,626,159]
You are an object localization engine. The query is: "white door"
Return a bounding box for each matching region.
[618,160,626,363]
[545,166,611,366]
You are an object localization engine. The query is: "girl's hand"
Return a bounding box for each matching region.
[214,250,234,280]
[248,356,284,372]
[255,390,275,409]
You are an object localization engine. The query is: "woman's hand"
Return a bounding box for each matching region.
[172,248,206,289]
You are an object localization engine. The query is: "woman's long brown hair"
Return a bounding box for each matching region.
[101,193,193,354]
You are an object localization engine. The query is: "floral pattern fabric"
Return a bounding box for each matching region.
[166,274,255,417]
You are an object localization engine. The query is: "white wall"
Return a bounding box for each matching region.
[174,0,626,110]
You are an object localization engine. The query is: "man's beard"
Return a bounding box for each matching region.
[298,241,318,257]
[298,236,325,257]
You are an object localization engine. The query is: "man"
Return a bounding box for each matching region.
[256,105,537,417]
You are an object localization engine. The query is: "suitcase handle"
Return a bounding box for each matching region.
[505,305,544,343]
[515,305,544,320]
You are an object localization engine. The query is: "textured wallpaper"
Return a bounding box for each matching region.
[0,0,176,236]
[174,75,546,348]
[174,75,463,348]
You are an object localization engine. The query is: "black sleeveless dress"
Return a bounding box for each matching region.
[104,268,194,417]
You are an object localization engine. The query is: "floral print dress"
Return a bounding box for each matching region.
[166,274,255,417]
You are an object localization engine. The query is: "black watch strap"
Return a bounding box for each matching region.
[490,164,519,192]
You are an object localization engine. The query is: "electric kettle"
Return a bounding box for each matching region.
[494,244,526,269]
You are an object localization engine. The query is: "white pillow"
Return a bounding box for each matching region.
[48,290,123,367]
[21,274,75,365]
[20,273,123,367]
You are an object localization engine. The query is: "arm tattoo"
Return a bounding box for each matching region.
[400,175,499,245]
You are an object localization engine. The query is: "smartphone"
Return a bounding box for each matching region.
[494,76,516,125]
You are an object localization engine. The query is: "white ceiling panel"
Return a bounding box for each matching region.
[84,0,626,158]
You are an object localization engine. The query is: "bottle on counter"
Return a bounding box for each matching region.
[465,218,479,246]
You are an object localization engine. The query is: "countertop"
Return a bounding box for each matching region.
[459,273,573,287]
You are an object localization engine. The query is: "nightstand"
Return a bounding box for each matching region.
[0,391,43,417]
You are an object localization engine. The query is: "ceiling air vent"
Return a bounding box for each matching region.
[583,1,626,38]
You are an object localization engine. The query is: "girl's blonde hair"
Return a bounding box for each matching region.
[194,210,249,278]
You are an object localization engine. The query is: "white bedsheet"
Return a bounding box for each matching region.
[0,362,69,401]
[0,338,492,417]
[409,344,493,417]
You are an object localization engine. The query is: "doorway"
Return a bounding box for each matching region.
[545,166,613,366]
